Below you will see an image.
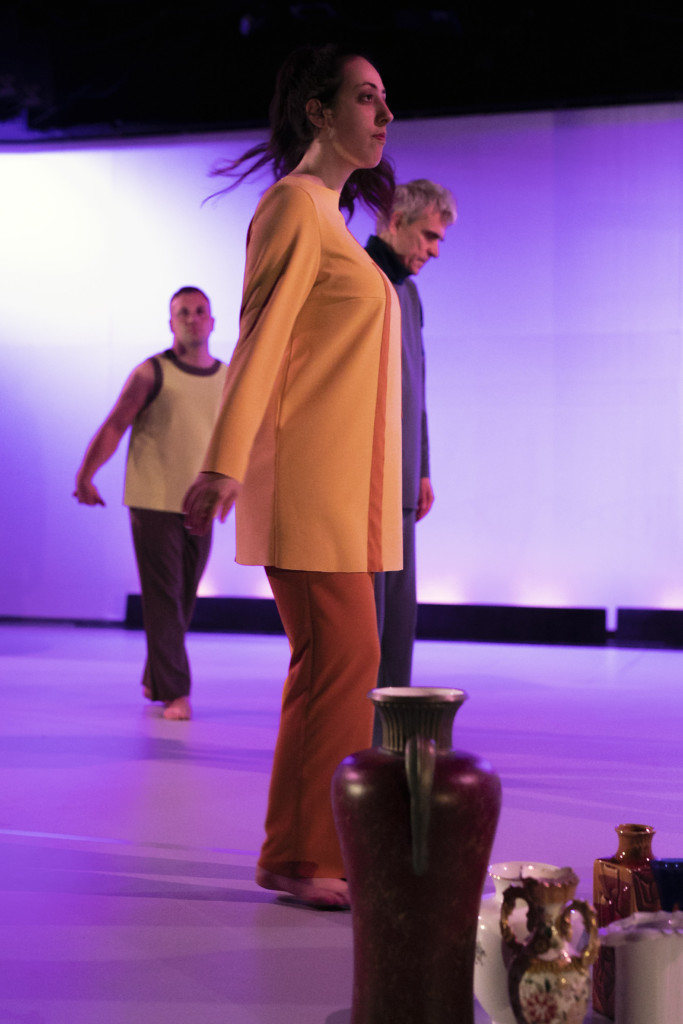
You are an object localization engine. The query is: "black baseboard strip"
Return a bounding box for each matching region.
[6,602,683,649]
[125,596,607,646]
[125,595,285,635]
[416,603,606,646]
[615,608,683,649]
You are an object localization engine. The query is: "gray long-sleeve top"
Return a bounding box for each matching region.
[365,235,430,510]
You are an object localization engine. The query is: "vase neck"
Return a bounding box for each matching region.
[374,699,459,753]
[614,824,655,864]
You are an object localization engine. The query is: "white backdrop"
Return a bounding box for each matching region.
[2,103,682,625]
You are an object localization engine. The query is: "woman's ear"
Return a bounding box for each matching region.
[305,98,327,129]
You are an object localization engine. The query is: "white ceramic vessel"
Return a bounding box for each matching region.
[474,861,568,1024]
[600,911,683,1024]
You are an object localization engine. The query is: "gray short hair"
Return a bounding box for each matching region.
[377,179,456,233]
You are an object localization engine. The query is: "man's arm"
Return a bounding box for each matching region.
[417,338,433,521]
[416,476,434,521]
[73,360,157,506]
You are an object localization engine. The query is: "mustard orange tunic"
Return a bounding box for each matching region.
[203,175,402,572]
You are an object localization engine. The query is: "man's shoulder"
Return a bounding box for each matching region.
[163,350,228,378]
[399,276,421,303]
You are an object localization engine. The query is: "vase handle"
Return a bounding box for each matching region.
[405,734,436,876]
[500,885,529,953]
[566,899,600,968]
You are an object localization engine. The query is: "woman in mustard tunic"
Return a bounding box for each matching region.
[184,45,401,908]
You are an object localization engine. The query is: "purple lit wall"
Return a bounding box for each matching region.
[2,104,683,625]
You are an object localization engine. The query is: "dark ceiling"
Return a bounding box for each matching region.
[2,3,683,143]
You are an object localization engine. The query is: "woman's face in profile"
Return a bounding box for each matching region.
[323,57,393,172]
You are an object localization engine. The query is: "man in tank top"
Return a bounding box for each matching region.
[73,287,227,720]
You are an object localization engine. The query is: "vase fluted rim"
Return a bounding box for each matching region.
[369,686,468,704]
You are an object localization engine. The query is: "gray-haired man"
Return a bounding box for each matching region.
[365,180,456,740]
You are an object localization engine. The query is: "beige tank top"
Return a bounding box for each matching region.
[124,350,227,513]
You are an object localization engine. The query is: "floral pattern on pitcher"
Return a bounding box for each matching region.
[518,965,592,1024]
[500,868,599,1024]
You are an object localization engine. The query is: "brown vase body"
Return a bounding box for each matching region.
[592,823,660,1019]
[331,687,502,1024]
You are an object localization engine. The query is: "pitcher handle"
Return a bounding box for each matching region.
[405,734,436,876]
[500,885,530,954]
[566,898,600,968]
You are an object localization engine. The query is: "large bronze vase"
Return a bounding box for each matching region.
[332,686,502,1024]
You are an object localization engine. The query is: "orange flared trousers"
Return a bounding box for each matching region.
[259,568,379,879]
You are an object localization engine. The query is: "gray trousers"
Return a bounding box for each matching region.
[372,508,417,744]
[129,508,212,703]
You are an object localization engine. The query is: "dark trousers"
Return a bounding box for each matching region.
[129,508,212,702]
[259,568,378,879]
[372,508,417,744]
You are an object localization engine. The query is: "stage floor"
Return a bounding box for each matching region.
[2,622,680,1023]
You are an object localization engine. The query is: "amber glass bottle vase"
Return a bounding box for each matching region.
[592,823,660,1019]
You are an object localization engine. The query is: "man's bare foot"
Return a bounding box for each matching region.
[255,867,349,909]
[162,696,192,720]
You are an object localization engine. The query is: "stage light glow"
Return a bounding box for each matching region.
[3,108,683,623]
[653,589,683,611]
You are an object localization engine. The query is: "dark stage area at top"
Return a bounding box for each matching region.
[3,4,683,143]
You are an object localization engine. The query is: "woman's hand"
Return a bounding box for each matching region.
[182,472,242,535]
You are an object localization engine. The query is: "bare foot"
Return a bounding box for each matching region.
[162,696,192,720]
[255,867,349,909]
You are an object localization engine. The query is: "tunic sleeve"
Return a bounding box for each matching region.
[203,182,322,481]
